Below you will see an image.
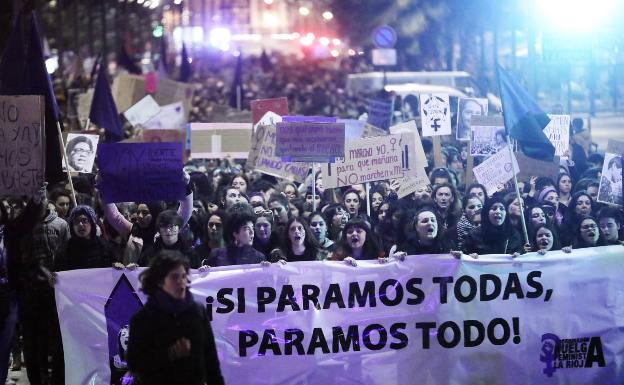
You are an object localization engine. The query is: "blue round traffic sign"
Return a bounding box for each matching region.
[372,25,397,49]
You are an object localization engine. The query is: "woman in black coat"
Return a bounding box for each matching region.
[398,207,456,255]
[463,195,523,257]
[127,250,224,385]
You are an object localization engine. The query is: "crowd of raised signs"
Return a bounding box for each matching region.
[1,51,623,385]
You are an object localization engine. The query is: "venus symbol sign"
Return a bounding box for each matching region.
[420,94,451,137]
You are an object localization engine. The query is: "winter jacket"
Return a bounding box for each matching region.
[206,245,266,267]
[55,236,119,271]
[463,226,523,255]
[127,290,224,385]
[139,238,200,268]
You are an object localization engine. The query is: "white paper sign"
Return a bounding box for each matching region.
[63,133,99,173]
[143,101,185,130]
[544,114,571,157]
[389,120,428,168]
[472,145,519,196]
[419,94,451,137]
[397,168,431,199]
[470,116,506,156]
[598,152,623,206]
[123,95,161,127]
[324,133,416,188]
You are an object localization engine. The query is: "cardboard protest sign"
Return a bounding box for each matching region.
[251,97,289,126]
[389,120,428,168]
[419,94,451,137]
[544,114,570,157]
[362,122,387,138]
[123,95,160,127]
[97,142,185,203]
[143,102,185,130]
[153,77,194,120]
[472,145,519,196]
[190,123,252,159]
[470,116,506,156]
[111,74,146,114]
[457,98,488,141]
[324,133,417,188]
[598,152,622,206]
[248,116,310,182]
[0,96,45,195]
[63,133,99,173]
[397,168,430,199]
[275,121,345,162]
[514,151,560,183]
[366,98,393,131]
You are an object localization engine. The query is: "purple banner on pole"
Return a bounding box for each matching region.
[275,121,345,162]
[98,142,185,203]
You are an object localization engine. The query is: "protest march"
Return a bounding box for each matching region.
[0,1,623,385]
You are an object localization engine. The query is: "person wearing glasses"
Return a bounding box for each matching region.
[138,211,198,268]
[571,215,605,249]
[65,135,94,173]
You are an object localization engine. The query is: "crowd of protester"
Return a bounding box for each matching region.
[1,50,622,385]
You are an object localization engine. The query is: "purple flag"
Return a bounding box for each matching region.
[90,60,123,142]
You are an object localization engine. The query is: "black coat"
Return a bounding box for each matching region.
[54,236,119,271]
[127,291,224,385]
[207,245,266,267]
[463,226,523,255]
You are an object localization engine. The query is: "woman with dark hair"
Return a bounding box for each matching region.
[463,195,523,257]
[557,173,573,207]
[504,192,524,233]
[308,211,336,251]
[397,207,456,255]
[330,218,385,264]
[342,188,363,217]
[453,194,483,249]
[465,183,487,205]
[368,185,386,224]
[523,205,550,236]
[432,183,462,231]
[537,186,565,226]
[252,209,279,257]
[270,217,327,262]
[276,181,299,201]
[127,251,224,385]
[559,191,594,246]
[195,210,226,263]
[323,203,350,241]
[571,215,605,249]
[230,174,250,194]
[206,210,266,266]
[524,223,571,255]
[139,210,198,268]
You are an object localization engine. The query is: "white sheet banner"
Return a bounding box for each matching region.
[55,246,624,385]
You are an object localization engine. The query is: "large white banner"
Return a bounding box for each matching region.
[55,246,624,385]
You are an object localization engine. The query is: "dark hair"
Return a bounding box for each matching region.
[597,207,622,226]
[465,183,488,200]
[323,203,349,237]
[462,193,483,211]
[189,171,213,200]
[608,156,622,170]
[335,218,384,260]
[572,215,604,248]
[481,195,512,240]
[281,216,322,253]
[250,179,276,194]
[224,210,256,245]
[155,210,183,229]
[556,173,572,193]
[535,177,556,194]
[49,188,72,203]
[410,206,445,243]
[529,223,561,251]
[231,174,250,189]
[267,193,289,210]
[139,250,189,296]
[219,186,249,207]
[66,135,93,155]
[587,153,604,166]
[565,191,593,219]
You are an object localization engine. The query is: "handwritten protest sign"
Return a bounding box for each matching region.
[63,133,99,173]
[143,102,185,130]
[544,114,570,157]
[515,151,560,183]
[419,94,451,136]
[275,121,345,162]
[470,116,506,156]
[366,98,393,131]
[0,96,45,195]
[397,167,430,199]
[473,145,519,196]
[251,97,288,126]
[98,142,185,203]
[190,123,252,159]
[389,120,428,168]
[248,117,310,182]
[123,95,160,127]
[324,133,417,188]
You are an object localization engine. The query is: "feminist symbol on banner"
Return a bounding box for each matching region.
[420,94,451,137]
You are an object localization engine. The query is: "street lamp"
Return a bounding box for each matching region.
[299,6,310,16]
[322,11,333,21]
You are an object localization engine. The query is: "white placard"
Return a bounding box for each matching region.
[389,120,428,168]
[470,116,506,156]
[123,95,161,127]
[544,114,571,157]
[598,152,623,206]
[457,98,488,141]
[397,167,431,199]
[143,101,185,130]
[420,94,452,137]
[472,145,519,196]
